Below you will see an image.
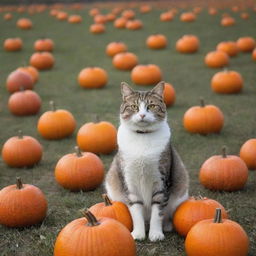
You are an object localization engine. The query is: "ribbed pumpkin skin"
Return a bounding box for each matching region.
[77,122,117,154]
[17,66,39,83]
[146,34,168,49]
[199,155,248,191]
[37,110,76,140]
[106,42,127,57]
[183,104,224,135]
[112,52,138,70]
[4,38,23,51]
[30,52,55,70]
[176,35,199,53]
[55,152,104,191]
[54,217,136,256]
[237,37,256,52]
[216,41,239,57]
[2,135,43,167]
[205,51,229,68]
[89,199,133,231]
[239,139,256,170]
[185,219,249,256]
[34,39,54,52]
[173,197,228,236]
[163,82,176,107]
[0,183,47,227]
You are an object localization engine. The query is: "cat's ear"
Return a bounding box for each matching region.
[151,81,165,98]
[121,82,134,98]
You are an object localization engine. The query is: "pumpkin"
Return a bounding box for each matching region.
[112,52,138,70]
[180,12,196,22]
[140,5,151,14]
[50,9,58,16]
[89,194,133,231]
[240,12,249,19]
[252,48,256,61]
[0,178,47,227]
[183,99,224,135]
[90,23,105,34]
[30,52,55,70]
[221,16,235,26]
[163,82,176,107]
[114,17,127,28]
[37,101,76,140]
[106,41,128,57]
[146,34,167,49]
[54,210,136,256]
[34,38,54,52]
[112,7,123,15]
[236,37,256,52]
[239,139,256,170]
[4,38,23,51]
[176,35,199,53]
[160,12,174,22]
[16,18,33,29]
[211,70,243,94]
[77,121,117,154]
[56,11,68,20]
[231,6,239,12]
[126,19,143,30]
[18,66,39,83]
[131,64,162,85]
[193,7,202,14]
[4,13,13,20]
[94,14,107,24]
[105,13,116,22]
[2,131,43,167]
[199,146,249,191]
[6,70,34,93]
[121,9,135,19]
[185,208,249,256]
[173,197,228,237]
[78,67,108,89]
[205,50,229,68]
[8,89,41,116]
[68,14,82,23]
[89,8,100,16]
[216,41,239,57]
[55,146,104,191]
[208,8,217,15]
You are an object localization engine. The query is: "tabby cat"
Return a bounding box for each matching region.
[105,81,189,242]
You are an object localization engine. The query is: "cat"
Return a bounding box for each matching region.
[105,81,189,242]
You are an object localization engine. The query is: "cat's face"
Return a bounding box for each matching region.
[120,82,166,131]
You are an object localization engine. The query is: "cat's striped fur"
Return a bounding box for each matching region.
[105,81,189,241]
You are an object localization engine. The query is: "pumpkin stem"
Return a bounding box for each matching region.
[74,146,83,157]
[16,177,23,189]
[222,146,227,158]
[49,100,56,111]
[199,98,205,107]
[18,130,23,139]
[102,194,112,206]
[214,208,222,223]
[82,209,100,226]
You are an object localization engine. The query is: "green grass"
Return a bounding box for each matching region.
[0,4,256,256]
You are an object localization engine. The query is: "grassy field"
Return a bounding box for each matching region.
[0,3,256,255]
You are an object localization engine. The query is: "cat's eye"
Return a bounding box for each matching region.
[130,105,139,111]
[148,104,157,110]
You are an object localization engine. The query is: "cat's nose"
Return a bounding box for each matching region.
[140,114,145,119]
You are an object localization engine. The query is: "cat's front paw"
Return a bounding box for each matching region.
[131,230,146,241]
[149,231,165,242]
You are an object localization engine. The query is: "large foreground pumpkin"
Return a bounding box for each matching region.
[54,210,136,256]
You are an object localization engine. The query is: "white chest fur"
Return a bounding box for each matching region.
[118,121,171,207]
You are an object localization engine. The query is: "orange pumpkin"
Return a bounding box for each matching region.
[185,208,249,256]
[114,17,127,28]
[140,5,151,14]
[240,12,249,19]
[176,35,199,53]
[6,70,34,93]
[37,101,76,140]
[208,8,217,15]
[216,41,239,57]
[211,70,243,94]
[8,89,41,116]
[77,121,117,154]
[3,13,13,20]
[131,64,162,85]
[94,14,107,24]
[146,34,167,49]
[163,82,176,107]
[54,210,136,256]
[160,12,174,22]
[68,14,82,23]
[180,12,196,22]
[4,38,23,51]
[89,8,100,16]
[30,52,55,70]
[112,52,138,70]
[89,194,133,231]
[16,18,33,29]
[56,11,68,20]
[183,99,224,135]
[105,13,116,22]
[199,146,249,191]
[237,37,256,52]
[239,139,256,170]
[106,41,128,57]
[90,23,105,34]
[126,19,143,30]
[0,178,47,227]
[55,147,104,191]
[204,50,229,68]
[173,197,228,237]
[2,131,43,167]
[252,48,256,61]
[18,66,39,83]
[121,9,135,19]
[221,16,235,26]
[34,38,54,52]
